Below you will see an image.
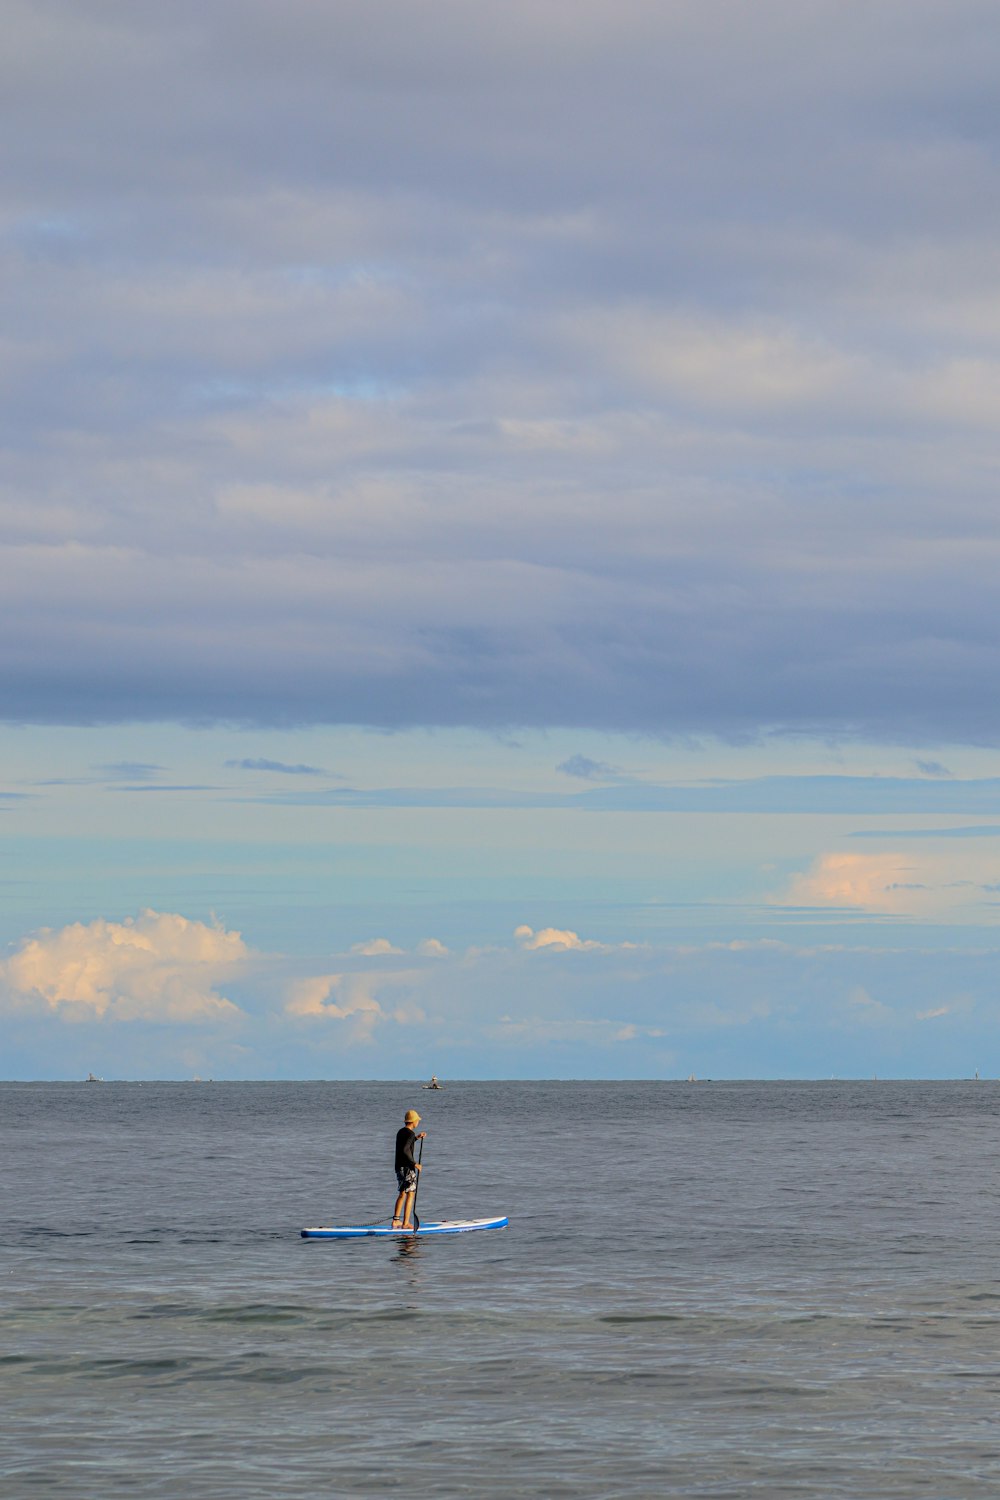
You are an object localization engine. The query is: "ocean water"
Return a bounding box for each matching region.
[4,1080,1000,1498]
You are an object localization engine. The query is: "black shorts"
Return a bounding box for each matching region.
[396,1167,417,1195]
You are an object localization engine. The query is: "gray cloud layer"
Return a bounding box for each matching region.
[5,2,1000,739]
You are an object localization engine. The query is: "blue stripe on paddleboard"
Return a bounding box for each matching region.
[301,1215,508,1239]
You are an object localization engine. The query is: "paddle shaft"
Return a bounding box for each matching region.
[410,1134,425,1231]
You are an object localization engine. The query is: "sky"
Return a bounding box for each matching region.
[4,1,1000,1078]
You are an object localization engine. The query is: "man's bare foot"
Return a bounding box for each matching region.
[391,1218,402,1228]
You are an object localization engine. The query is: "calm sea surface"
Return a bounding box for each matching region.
[4,1080,1000,1497]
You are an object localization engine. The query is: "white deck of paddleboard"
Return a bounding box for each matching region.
[301,1215,508,1239]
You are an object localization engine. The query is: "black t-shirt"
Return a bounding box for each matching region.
[395,1126,417,1173]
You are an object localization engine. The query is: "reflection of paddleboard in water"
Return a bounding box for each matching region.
[301,1216,507,1239]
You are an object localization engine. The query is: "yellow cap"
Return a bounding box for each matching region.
[404,1109,421,1124]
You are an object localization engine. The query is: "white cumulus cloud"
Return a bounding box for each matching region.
[285,970,426,1042]
[514,924,607,952]
[783,853,913,910]
[416,938,450,957]
[780,848,1000,919]
[0,910,246,1023]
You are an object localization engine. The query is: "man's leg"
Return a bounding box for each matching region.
[400,1189,416,1229]
[392,1189,406,1227]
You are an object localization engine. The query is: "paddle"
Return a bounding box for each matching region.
[410,1134,425,1233]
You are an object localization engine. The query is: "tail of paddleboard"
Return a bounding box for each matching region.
[301,1215,508,1239]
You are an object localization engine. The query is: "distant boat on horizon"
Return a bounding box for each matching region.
[422,1075,444,1090]
[85,1072,102,1083]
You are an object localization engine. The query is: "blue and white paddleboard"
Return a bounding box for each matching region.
[301,1215,508,1239]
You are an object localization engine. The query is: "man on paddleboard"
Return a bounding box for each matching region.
[392,1108,426,1229]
